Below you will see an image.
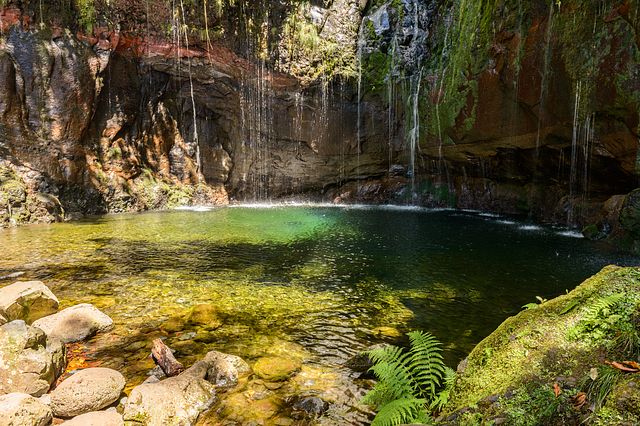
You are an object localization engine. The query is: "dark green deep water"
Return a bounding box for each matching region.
[0,205,636,422]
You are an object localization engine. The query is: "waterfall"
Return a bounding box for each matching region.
[238,14,274,202]
[408,69,423,200]
[534,1,555,153]
[356,25,364,193]
[568,81,595,226]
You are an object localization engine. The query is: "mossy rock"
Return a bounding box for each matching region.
[620,189,640,239]
[443,266,640,424]
[161,315,185,333]
[187,304,222,330]
[600,378,640,422]
[253,356,302,382]
[220,392,282,422]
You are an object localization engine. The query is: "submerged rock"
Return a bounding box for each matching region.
[61,409,124,426]
[0,281,59,323]
[253,356,301,382]
[0,320,65,396]
[0,392,53,426]
[290,395,330,418]
[33,303,113,343]
[187,304,222,330]
[49,368,125,418]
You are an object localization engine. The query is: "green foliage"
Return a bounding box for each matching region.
[522,296,548,310]
[500,384,562,426]
[582,365,622,409]
[362,331,449,425]
[567,293,626,343]
[76,0,96,32]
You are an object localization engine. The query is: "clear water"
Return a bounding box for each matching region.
[0,206,636,423]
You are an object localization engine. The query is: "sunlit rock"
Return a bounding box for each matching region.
[0,393,53,426]
[123,361,217,425]
[32,304,113,344]
[253,356,302,382]
[0,320,65,396]
[62,409,124,426]
[50,368,125,418]
[0,281,59,324]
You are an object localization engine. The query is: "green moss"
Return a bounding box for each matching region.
[444,266,640,422]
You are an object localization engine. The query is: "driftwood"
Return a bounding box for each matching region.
[151,338,184,377]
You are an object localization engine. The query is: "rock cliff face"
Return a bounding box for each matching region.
[0,0,639,250]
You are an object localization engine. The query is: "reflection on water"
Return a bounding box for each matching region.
[0,206,636,423]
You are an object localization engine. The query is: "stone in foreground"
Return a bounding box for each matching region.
[0,320,65,396]
[32,303,113,343]
[0,392,53,426]
[123,355,222,425]
[49,368,125,418]
[62,409,124,425]
[0,281,59,323]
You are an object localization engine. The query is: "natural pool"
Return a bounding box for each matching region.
[0,205,636,423]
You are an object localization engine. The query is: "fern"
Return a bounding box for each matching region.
[363,331,449,425]
[582,293,624,322]
[430,367,457,411]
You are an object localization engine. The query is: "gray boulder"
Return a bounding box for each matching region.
[32,304,113,343]
[0,281,59,323]
[202,350,250,388]
[0,320,65,396]
[49,368,125,418]
[0,393,53,426]
[62,409,124,425]
[123,359,217,425]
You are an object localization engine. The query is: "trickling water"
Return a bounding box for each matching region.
[178,0,202,179]
[534,1,556,153]
[356,25,364,193]
[568,81,595,226]
[408,69,423,200]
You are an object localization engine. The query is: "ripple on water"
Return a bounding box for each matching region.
[0,206,634,424]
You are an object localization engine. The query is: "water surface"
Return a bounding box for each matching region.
[0,206,635,423]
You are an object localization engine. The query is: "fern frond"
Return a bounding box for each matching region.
[582,293,624,322]
[368,361,416,401]
[406,331,446,398]
[371,397,427,426]
[430,367,456,411]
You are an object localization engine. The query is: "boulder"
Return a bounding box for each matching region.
[32,304,113,343]
[202,350,251,388]
[187,304,222,330]
[0,320,65,396]
[123,361,217,425]
[49,368,125,418]
[620,188,640,239]
[0,281,59,323]
[62,409,124,425]
[291,396,330,418]
[253,356,301,382]
[0,393,53,426]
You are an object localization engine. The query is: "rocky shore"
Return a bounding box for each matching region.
[0,280,334,425]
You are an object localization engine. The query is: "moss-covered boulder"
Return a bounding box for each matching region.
[253,356,302,382]
[187,304,222,330]
[442,266,640,425]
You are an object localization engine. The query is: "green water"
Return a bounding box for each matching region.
[0,206,635,423]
